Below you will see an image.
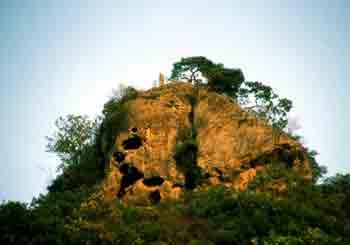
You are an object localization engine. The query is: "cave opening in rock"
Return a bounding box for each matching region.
[149,190,161,204]
[113,151,126,162]
[117,164,144,197]
[143,176,165,186]
[122,135,143,150]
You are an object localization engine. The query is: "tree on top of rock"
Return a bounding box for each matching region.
[170,56,245,98]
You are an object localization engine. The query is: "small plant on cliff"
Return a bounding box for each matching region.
[173,128,201,189]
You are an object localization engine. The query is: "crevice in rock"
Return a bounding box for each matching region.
[173,92,201,190]
[122,135,143,150]
[149,190,161,204]
[172,183,184,188]
[113,151,126,163]
[117,163,144,197]
[143,176,165,186]
[214,167,223,176]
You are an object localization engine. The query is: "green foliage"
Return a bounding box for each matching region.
[170,56,245,97]
[170,57,290,130]
[47,145,104,193]
[170,56,215,83]
[247,164,300,193]
[173,128,201,189]
[2,72,349,244]
[0,201,32,244]
[100,85,137,157]
[0,186,94,244]
[238,81,293,130]
[46,114,99,171]
[46,114,104,193]
[305,148,327,183]
[322,174,350,217]
[205,65,245,97]
[188,185,349,244]
[30,187,92,244]
[323,173,350,192]
[2,172,350,244]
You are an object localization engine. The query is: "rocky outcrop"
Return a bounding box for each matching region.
[100,82,310,204]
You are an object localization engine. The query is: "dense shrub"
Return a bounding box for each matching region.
[188,185,349,244]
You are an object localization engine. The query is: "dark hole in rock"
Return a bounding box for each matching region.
[122,135,143,150]
[131,127,138,132]
[119,163,130,175]
[117,164,144,197]
[149,190,161,204]
[172,183,184,188]
[143,176,164,186]
[113,151,126,162]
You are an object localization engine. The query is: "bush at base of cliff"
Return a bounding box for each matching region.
[187,185,350,244]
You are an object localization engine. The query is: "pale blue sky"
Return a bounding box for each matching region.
[0,0,349,202]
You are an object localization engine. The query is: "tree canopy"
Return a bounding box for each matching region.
[170,56,245,97]
[46,114,99,171]
[237,81,293,130]
[170,56,291,130]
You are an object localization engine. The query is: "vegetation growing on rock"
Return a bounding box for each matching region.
[1,58,348,244]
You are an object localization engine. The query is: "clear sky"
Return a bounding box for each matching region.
[0,0,349,202]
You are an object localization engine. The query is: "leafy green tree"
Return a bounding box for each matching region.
[322,174,350,216]
[238,81,293,130]
[170,56,215,84]
[171,57,291,130]
[46,115,99,171]
[170,56,245,97]
[0,201,32,244]
[304,149,327,183]
[205,66,245,97]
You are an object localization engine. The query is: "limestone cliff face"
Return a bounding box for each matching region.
[101,82,310,204]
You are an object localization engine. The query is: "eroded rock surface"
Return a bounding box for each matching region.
[100,82,310,204]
